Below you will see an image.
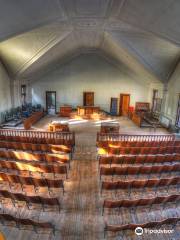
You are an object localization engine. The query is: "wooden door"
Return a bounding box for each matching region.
[119,94,130,116]
[83,92,94,106]
[110,98,118,115]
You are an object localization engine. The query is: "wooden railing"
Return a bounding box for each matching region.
[0,129,75,146]
[97,133,175,143]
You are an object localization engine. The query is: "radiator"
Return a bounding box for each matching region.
[160,115,171,128]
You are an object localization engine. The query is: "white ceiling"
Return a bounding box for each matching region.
[0,0,180,83]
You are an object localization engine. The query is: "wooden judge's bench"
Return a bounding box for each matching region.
[77,106,100,116]
[76,92,101,118]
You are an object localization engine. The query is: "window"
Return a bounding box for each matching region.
[152,89,162,114]
[176,94,180,128]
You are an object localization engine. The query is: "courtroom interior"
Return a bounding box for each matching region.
[0,1,179,240]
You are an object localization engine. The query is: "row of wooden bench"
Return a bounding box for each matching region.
[97,140,180,148]
[0,189,60,212]
[0,171,64,195]
[98,154,180,166]
[98,146,180,155]
[0,150,69,165]
[0,159,68,178]
[102,194,180,215]
[101,176,180,193]
[0,213,55,235]
[99,164,180,179]
[104,217,179,237]
[0,140,72,154]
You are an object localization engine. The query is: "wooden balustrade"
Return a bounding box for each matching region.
[97,133,175,143]
[0,129,75,146]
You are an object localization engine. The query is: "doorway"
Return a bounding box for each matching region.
[83,92,94,106]
[110,98,118,115]
[176,94,180,128]
[46,91,56,115]
[152,89,158,112]
[119,94,130,116]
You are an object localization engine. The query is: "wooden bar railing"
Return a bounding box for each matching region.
[0,129,75,146]
[97,133,175,143]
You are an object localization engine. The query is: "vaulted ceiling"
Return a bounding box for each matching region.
[0,0,180,83]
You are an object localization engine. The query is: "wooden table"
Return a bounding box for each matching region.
[48,122,69,132]
[100,123,120,133]
[59,106,72,117]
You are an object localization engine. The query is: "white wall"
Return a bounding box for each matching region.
[0,61,12,122]
[162,62,180,126]
[30,54,162,112]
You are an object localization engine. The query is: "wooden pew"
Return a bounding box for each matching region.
[23,111,44,130]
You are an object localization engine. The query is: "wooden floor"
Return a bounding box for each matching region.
[1,115,179,240]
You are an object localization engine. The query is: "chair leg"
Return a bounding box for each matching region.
[34,225,37,233]
[58,203,60,213]
[102,203,105,216]
[52,225,56,235]
[104,228,106,239]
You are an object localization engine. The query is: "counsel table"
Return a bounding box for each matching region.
[48,121,69,132]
